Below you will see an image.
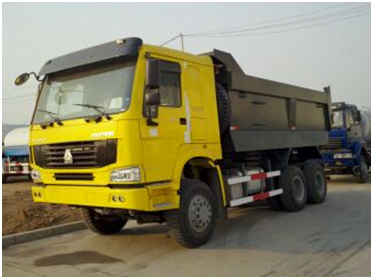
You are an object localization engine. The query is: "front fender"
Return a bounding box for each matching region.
[170,143,226,205]
[171,143,222,186]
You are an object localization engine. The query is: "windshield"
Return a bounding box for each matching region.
[33,59,136,124]
[331,109,344,129]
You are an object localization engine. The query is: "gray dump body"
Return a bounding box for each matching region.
[208,50,332,153]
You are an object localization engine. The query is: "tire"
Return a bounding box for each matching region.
[80,208,127,235]
[303,161,327,204]
[166,179,217,248]
[355,155,368,183]
[279,166,307,212]
[267,177,284,211]
[267,195,284,211]
[2,174,8,184]
[216,83,231,135]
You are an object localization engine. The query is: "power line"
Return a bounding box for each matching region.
[3,87,38,101]
[185,11,370,38]
[185,4,370,37]
[3,97,36,103]
[2,84,37,93]
[160,34,182,47]
[2,93,36,101]
[2,92,37,102]
[190,12,370,38]
[188,2,357,36]
[3,94,35,100]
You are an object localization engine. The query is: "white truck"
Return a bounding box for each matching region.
[2,127,31,182]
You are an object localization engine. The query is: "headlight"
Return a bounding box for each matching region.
[333,153,353,159]
[30,170,41,181]
[110,167,141,182]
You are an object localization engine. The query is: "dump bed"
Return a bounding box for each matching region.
[208,50,332,153]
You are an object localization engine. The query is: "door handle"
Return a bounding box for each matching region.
[179,118,187,125]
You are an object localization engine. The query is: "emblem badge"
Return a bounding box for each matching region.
[64,149,73,164]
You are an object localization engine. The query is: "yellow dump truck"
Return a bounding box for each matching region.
[16,37,331,247]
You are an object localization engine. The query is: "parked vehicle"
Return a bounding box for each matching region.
[320,103,371,183]
[2,127,31,183]
[16,37,331,247]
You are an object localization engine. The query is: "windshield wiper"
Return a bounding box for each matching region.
[37,109,63,126]
[74,103,112,121]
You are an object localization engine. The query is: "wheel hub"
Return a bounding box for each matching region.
[293,176,305,202]
[188,195,212,233]
[314,172,325,195]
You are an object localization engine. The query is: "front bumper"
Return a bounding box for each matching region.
[32,182,179,212]
[322,153,357,168]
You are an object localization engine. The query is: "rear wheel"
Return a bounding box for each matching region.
[267,178,284,211]
[166,179,217,248]
[80,208,127,235]
[304,161,327,204]
[279,166,307,212]
[355,155,368,183]
[267,196,284,211]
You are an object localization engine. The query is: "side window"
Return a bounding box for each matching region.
[346,109,354,129]
[159,61,181,107]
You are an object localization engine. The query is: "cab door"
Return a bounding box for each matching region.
[346,108,363,140]
[139,58,187,183]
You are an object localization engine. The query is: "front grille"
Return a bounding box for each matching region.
[54,173,94,181]
[320,138,342,149]
[33,140,117,169]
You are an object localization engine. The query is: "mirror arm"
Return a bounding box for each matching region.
[146,106,158,127]
[30,72,43,82]
[147,118,158,126]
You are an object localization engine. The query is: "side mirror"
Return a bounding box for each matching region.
[355,110,361,122]
[14,72,43,86]
[145,91,160,126]
[15,73,30,86]
[146,59,160,89]
[145,91,160,106]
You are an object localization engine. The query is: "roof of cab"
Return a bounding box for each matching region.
[38,37,213,76]
[141,44,213,67]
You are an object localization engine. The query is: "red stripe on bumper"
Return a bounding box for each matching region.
[251,172,267,181]
[253,192,270,201]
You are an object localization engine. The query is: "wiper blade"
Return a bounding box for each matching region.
[37,109,63,126]
[74,103,112,120]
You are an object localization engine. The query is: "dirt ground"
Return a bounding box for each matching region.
[1,174,370,236]
[2,176,81,235]
[3,175,370,276]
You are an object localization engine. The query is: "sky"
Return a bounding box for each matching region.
[2,2,371,124]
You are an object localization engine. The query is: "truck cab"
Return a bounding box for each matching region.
[320,102,370,183]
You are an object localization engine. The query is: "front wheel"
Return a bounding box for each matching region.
[2,174,8,184]
[355,155,368,183]
[166,179,217,248]
[80,208,127,235]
